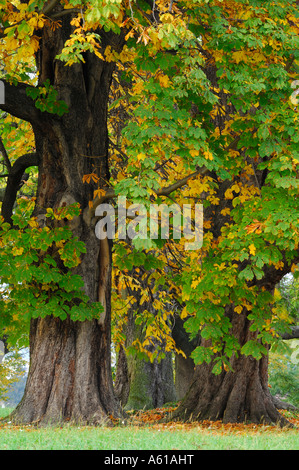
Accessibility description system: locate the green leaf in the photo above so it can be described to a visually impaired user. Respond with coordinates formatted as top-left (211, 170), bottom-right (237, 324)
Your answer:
top-left (241, 340), bottom-right (268, 360)
top-left (212, 360), bottom-right (223, 375)
top-left (191, 345), bottom-right (214, 365)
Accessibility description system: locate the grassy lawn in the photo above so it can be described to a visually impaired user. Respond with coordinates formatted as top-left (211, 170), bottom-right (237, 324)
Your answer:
top-left (0, 407), bottom-right (298, 450)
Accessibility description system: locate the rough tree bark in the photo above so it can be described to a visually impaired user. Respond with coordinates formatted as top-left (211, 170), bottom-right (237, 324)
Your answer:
top-left (172, 304), bottom-right (292, 426)
top-left (1, 12), bottom-right (124, 425)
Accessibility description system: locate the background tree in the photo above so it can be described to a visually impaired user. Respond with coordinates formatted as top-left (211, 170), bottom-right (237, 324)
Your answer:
top-left (0, 349), bottom-right (26, 405)
top-left (112, 249), bottom-right (180, 410)
top-left (276, 275), bottom-right (299, 340)
top-left (268, 275), bottom-right (299, 410)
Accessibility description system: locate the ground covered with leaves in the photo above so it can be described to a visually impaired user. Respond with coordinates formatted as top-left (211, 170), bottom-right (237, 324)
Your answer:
top-left (0, 406), bottom-right (298, 450)
top-left (126, 404), bottom-right (299, 430)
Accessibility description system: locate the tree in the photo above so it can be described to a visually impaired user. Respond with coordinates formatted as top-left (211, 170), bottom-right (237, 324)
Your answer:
top-left (275, 275), bottom-right (299, 340)
top-left (0, 0), bottom-right (126, 424)
top-left (0, 349), bottom-right (27, 404)
top-left (107, 0), bottom-right (299, 426)
top-left (172, 314), bottom-right (197, 401)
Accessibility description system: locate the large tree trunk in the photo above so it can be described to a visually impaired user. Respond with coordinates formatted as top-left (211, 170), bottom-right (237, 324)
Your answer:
top-left (13, 315), bottom-right (118, 425)
top-left (9, 15), bottom-right (124, 425)
top-left (172, 305), bottom-right (290, 426)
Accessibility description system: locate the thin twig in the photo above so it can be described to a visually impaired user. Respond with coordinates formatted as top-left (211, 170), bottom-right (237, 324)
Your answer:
top-left (0, 136), bottom-right (11, 171)
top-left (50, 8), bottom-right (81, 19)
top-left (152, 0), bottom-right (158, 23)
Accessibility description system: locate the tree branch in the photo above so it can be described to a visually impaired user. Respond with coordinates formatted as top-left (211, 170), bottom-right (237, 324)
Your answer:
top-left (1, 152), bottom-right (39, 224)
top-left (42, 0), bottom-right (61, 16)
top-left (0, 80), bottom-right (41, 125)
top-left (156, 168), bottom-right (208, 197)
top-left (89, 166), bottom-right (209, 217)
top-left (0, 135), bottom-right (12, 171)
top-left (280, 326), bottom-right (299, 340)
top-left (50, 8), bottom-right (80, 19)
top-left (0, 335), bottom-right (9, 355)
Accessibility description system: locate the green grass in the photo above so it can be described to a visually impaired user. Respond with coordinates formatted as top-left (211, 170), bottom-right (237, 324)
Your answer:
top-left (0, 408), bottom-right (298, 450)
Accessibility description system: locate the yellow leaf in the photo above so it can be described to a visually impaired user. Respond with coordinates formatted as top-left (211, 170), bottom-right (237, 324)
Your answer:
top-left (157, 74), bottom-right (170, 88)
top-left (245, 220), bottom-right (263, 234)
top-left (191, 279), bottom-right (200, 289)
top-left (231, 183), bottom-right (240, 193)
top-left (30, 35), bottom-right (40, 52)
top-left (273, 288), bottom-right (282, 301)
top-left (214, 262), bottom-right (226, 271)
top-left (83, 173), bottom-right (99, 184)
top-left (207, 195), bottom-right (220, 205)
top-left (232, 50), bottom-right (246, 64)
top-left (203, 150), bottom-right (213, 160)
top-left (125, 29), bottom-right (135, 41)
top-left (28, 218), bottom-right (38, 228)
top-left (82, 174), bottom-right (91, 183)
top-left (249, 244), bottom-right (256, 256)
top-left (136, 153), bottom-right (146, 162)
top-left (181, 306), bottom-right (189, 319)
top-left (234, 305), bottom-right (243, 314)
top-left (221, 207), bottom-right (231, 216)
top-left (224, 188), bottom-right (233, 199)
top-left (12, 246), bottom-right (24, 256)
top-left (189, 149), bottom-right (199, 157)
top-left (94, 188), bottom-right (106, 199)
top-left (94, 49), bottom-right (104, 61)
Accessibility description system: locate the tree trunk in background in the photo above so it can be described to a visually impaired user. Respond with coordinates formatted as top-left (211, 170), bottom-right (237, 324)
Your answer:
top-left (125, 350), bottom-right (175, 411)
top-left (114, 302), bottom-right (176, 410)
top-left (172, 304), bottom-right (290, 426)
top-left (10, 16), bottom-right (124, 425)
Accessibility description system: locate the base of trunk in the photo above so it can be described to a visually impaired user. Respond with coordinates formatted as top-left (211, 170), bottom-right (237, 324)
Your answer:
top-left (10, 316), bottom-right (120, 426)
top-left (171, 353), bottom-right (291, 427)
top-left (170, 307), bottom-right (292, 427)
